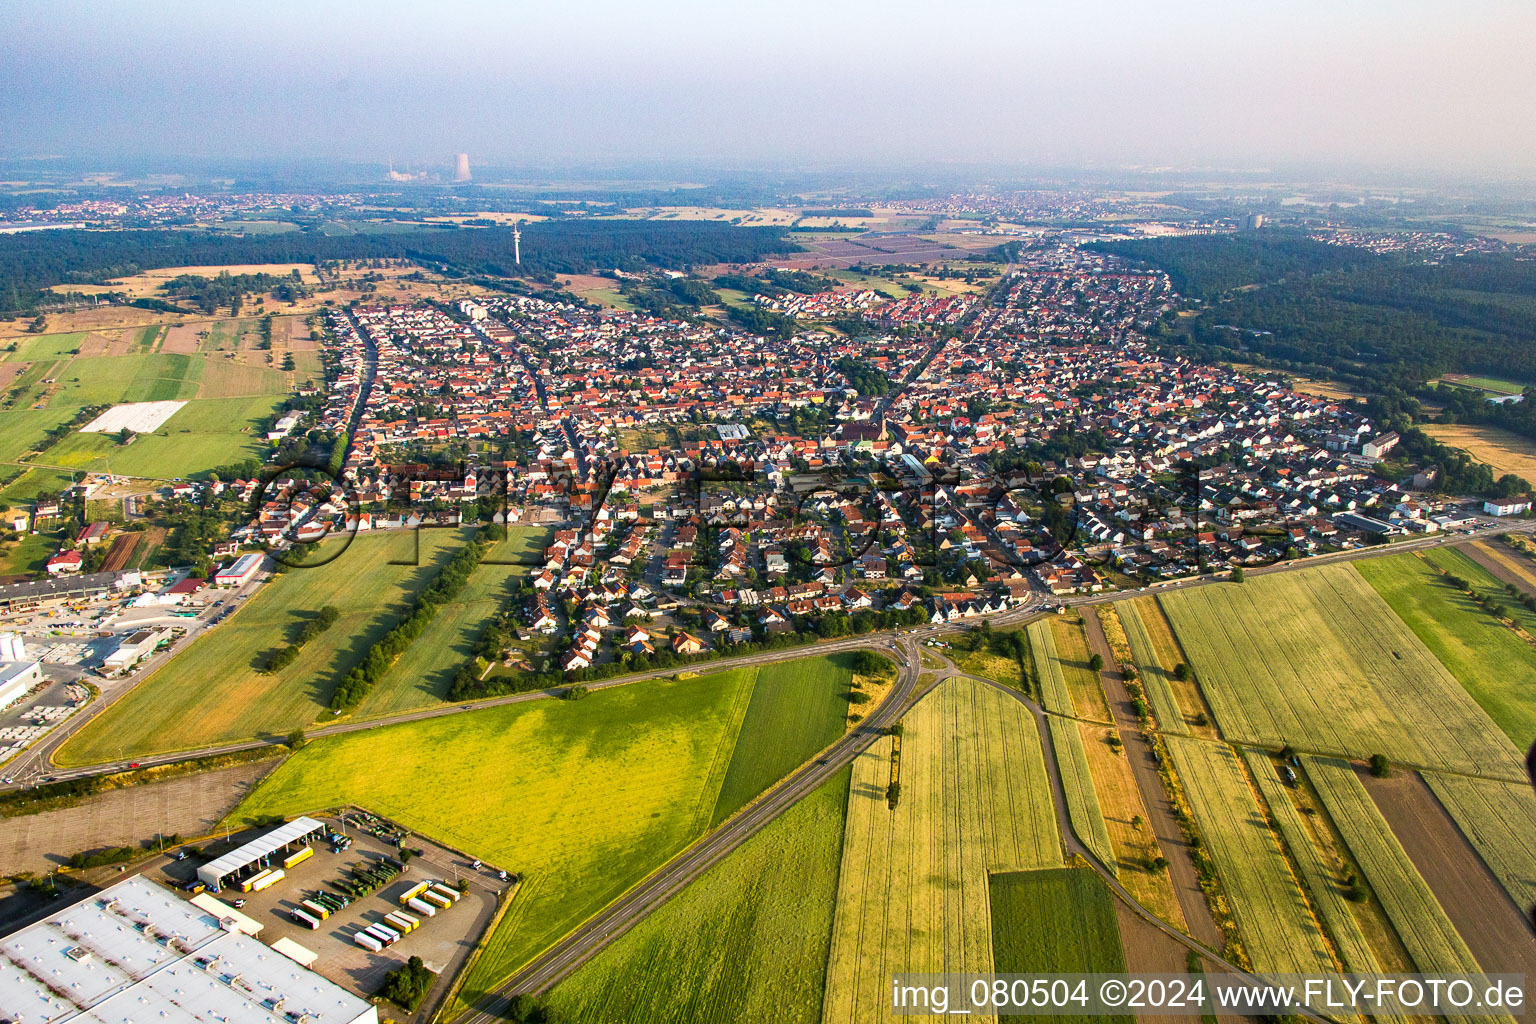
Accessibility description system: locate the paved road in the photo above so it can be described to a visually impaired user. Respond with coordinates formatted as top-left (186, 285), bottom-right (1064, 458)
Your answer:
top-left (1, 570), bottom-right (268, 784)
top-left (12, 521), bottom-right (1531, 791)
top-left (454, 636), bottom-right (931, 1023)
top-left (9, 632), bottom-right (926, 787)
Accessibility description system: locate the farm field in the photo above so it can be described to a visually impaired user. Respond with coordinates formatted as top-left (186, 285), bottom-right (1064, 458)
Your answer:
top-left (546, 767), bottom-right (850, 1024)
top-left (352, 558), bottom-right (523, 719)
top-left (2, 331), bottom-right (89, 362)
top-left (231, 665), bottom-right (766, 1016)
top-left (1049, 616), bottom-right (1112, 720)
top-left (709, 654), bottom-right (856, 826)
top-left (1241, 749), bottom-right (1400, 979)
top-left (0, 406), bottom-right (81, 463)
top-left (1162, 736), bottom-right (1335, 976)
top-left (1422, 423), bottom-right (1536, 482)
top-left (1303, 757), bottom-right (1486, 979)
top-left (1356, 552), bottom-right (1536, 755)
top-left (1116, 599), bottom-right (1188, 735)
top-left (1420, 771), bottom-right (1536, 916)
top-left (55, 530), bottom-right (464, 765)
top-left (821, 678), bottom-right (1062, 1024)
top-left (1046, 715), bottom-right (1116, 872)
top-left (989, 868), bottom-right (1132, 1024)
top-left (35, 394), bottom-right (285, 478)
top-left (1161, 567), bottom-right (1523, 776)
top-left (1027, 620), bottom-right (1074, 716)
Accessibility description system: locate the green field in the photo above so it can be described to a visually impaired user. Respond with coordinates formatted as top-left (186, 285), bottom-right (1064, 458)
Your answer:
top-left (1117, 599), bottom-right (1188, 733)
top-left (56, 530), bottom-right (462, 765)
top-left (709, 654), bottom-right (855, 825)
top-left (38, 395), bottom-right (286, 478)
top-left (1304, 757), bottom-right (1486, 978)
top-left (821, 678), bottom-right (1062, 1024)
top-left (2, 331), bottom-right (88, 362)
top-left (0, 528), bottom-right (61, 577)
top-left (1242, 749), bottom-right (1391, 978)
top-left (3, 332), bottom-right (311, 481)
top-left (1047, 715), bottom-right (1116, 873)
top-left (0, 407), bottom-right (81, 463)
top-left (232, 664), bottom-right (778, 1016)
top-left (1160, 567), bottom-right (1522, 776)
top-left (352, 555), bottom-right (524, 719)
top-left (1358, 550), bottom-right (1536, 753)
top-left (989, 868), bottom-right (1132, 1024)
top-left (1164, 736), bottom-right (1335, 975)
top-left (546, 767), bottom-right (851, 1024)
top-left (1422, 771), bottom-right (1536, 915)
top-left (1028, 619), bottom-right (1075, 715)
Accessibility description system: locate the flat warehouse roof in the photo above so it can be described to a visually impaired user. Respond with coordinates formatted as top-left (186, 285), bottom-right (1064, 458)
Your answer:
top-left (197, 816), bottom-right (327, 887)
top-left (0, 876), bottom-right (375, 1024)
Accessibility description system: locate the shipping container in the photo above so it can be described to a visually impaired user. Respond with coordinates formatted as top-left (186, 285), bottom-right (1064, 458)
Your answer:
top-left (354, 931), bottom-right (384, 952)
top-left (420, 890), bottom-right (451, 909)
top-left (385, 911), bottom-right (417, 934)
top-left (406, 897), bottom-right (438, 918)
top-left (283, 846), bottom-right (314, 869)
top-left (239, 869), bottom-right (272, 893)
top-left (290, 908), bottom-right (321, 930)
top-left (300, 899), bottom-right (330, 921)
top-left (398, 881), bottom-right (431, 905)
top-left (428, 884), bottom-right (461, 905)
top-left (366, 924), bottom-right (399, 946)
top-left (250, 868), bottom-right (285, 892)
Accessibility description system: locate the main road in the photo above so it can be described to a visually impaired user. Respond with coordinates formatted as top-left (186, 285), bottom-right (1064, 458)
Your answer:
top-left (454, 635), bottom-right (929, 1024)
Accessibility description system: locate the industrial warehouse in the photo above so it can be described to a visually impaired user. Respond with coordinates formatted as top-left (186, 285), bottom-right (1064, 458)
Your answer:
top-left (197, 815), bottom-right (328, 891)
top-left (0, 875), bottom-right (376, 1024)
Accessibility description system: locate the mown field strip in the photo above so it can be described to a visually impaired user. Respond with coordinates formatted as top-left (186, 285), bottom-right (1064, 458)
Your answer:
top-left (821, 678), bottom-right (1062, 1024)
top-left (1163, 736), bottom-right (1336, 975)
top-left (1241, 750), bottom-right (1396, 988)
top-left (1161, 567), bottom-right (1522, 776)
top-left (1116, 599), bottom-right (1187, 734)
top-left (1028, 619), bottom-right (1076, 716)
top-left (1303, 757), bottom-right (1490, 987)
top-left (1047, 715), bottom-right (1116, 873)
top-left (1421, 770), bottom-right (1536, 917)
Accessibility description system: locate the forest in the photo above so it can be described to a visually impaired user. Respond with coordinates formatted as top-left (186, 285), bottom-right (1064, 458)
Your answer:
top-left (0, 220), bottom-right (799, 312)
top-left (1099, 233), bottom-right (1536, 389)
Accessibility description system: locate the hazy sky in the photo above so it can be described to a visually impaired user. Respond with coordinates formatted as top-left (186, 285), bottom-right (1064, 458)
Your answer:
top-left (8, 0), bottom-right (1535, 175)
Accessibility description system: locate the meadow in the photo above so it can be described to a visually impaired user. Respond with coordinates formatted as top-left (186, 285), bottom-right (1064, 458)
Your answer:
top-left (1049, 617), bottom-right (1113, 720)
top-left (1160, 567), bottom-right (1523, 776)
top-left (709, 654), bottom-right (857, 826)
top-left (1163, 736), bottom-right (1336, 975)
top-left (1356, 552), bottom-right (1536, 755)
top-left (821, 678), bottom-right (1062, 1024)
top-left (546, 768), bottom-right (851, 1024)
top-left (1304, 757), bottom-right (1486, 978)
top-left (352, 558), bottom-right (523, 719)
top-left (56, 530), bottom-right (463, 764)
top-left (1046, 715), bottom-right (1116, 873)
top-left (1421, 771), bottom-right (1536, 915)
top-left (1241, 749), bottom-right (1397, 979)
top-left (989, 868), bottom-right (1131, 1024)
top-left (231, 666), bottom-right (762, 1016)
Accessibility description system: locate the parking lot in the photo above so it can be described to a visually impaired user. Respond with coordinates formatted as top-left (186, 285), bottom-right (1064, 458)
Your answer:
top-left (148, 812), bottom-right (504, 1013)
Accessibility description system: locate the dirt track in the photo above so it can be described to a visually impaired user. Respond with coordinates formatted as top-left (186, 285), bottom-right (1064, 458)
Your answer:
top-left (1362, 768), bottom-right (1536, 977)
